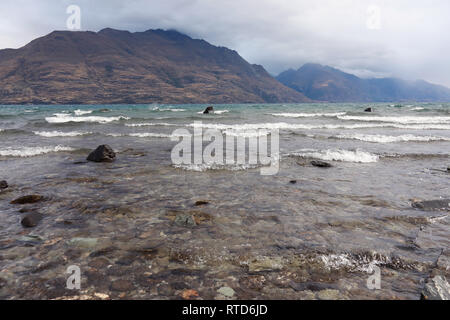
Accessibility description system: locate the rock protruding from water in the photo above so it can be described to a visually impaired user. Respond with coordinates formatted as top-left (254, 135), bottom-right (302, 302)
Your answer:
top-left (364, 107), bottom-right (373, 112)
top-left (412, 199), bottom-right (450, 211)
top-left (421, 276), bottom-right (450, 300)
top-left (0, 180), bottom-right (8, 189)
top-left (11, 195), bottom-right (44, 204)
top-left (21, 212), bottom-right (43, 228)
top-left (203, 106), bottom-right (214, 114)
top-left (87, 145), bottom-right (116, 162)
top-left (311, 160), bottom-right (333, 168)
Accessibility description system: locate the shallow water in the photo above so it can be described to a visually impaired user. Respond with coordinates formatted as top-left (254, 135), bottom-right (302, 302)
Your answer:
top-left (0, 103), bottom-right (449, 299)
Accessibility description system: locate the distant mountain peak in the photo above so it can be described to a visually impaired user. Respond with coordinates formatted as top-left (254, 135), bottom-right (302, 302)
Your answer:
top-left (277, 64), bottom-right (450, 102)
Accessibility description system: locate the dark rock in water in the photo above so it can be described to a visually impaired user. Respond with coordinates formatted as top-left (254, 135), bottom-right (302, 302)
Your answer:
top-left (289, 180), bottom-right (297, 184)
top-left (290, 281), bottom-right (338, 292)
top-left (21, 212), bottom-right (43, 228)
top-left (311, 160), bottom-right (333, 168)
top-left (110, 279), bottom-right (134, 292)
top-left (203, 106), bottom-right (214, 114)
top-left (87, 145), bottom-right (116, 162)
top-left (364, 107), bottom-right (373, 112)
top-left (11, 195), bottom-right (44, 204)
top-left (447, 167), bottom-right (450, 172)
top-left (174, 213), bottom-right (197, 227)
top-left (0, 180), bottom-right (8, 189)
top-left (194, 200), bottom-right (209, 206)
top-left (98, 108), bottom-right (110, 112)
top-left (73, 161), bottom-right (88, 165)
top-left (412, 199), bottom-right (450, 211)
top-left (421, 276), bottom-right (450, 300)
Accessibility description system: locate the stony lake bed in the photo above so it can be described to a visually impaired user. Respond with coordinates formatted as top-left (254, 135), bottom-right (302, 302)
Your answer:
top-left (0, 103), bottom-right (449, 300)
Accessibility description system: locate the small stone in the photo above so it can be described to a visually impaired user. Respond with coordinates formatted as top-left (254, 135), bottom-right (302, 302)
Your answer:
top-left (217, 286), bottom-right (235, 298)
top-left (174, 213), bottom-right (197, 227)
top-left (0, 180), bottom-right (8, 189)
top-left (87, 145), bottom-right (116, 162)
top-left (67, 237), bottom-right (98, 248)
top-left (194, 200), bottom-right (209, 206)
top-left (311, 160), bottom-right (333, 168)
top-left (289, 180), bottom-right (297, 184)
top-left (317, 289), bottom-right (342, 300)
top-left (88, 257), bottom-right (110, 269)
top-left (11, 195), bottom-right (44, 204)
top-left (110, 279), bottom-right (134, 292)
top-left (248, 257), bottom-right (283, 273)
top-left (93, 292), bottom-right (109, 300)
top-left (21, 212), bottom-right (43, 228)
top-left (421, 276), bottom-right (450, 300)
top-left (181, 289), bottom-right (199, 300)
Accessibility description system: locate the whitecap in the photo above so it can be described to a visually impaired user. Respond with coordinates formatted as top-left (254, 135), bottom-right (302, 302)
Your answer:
top-left (337, 115), bottom-right (450, 124)
top-left (33, 131), bottom-right (92, 137)
top-left (45, 114), bottom-right (129, 124)
top-left (289, 148), bottom-right (379, 163)
top-left (0, 145), bottom-right (74, 157)
top-left (74, 109), bottom-right (93, 116)
top-left (334, 133), bottom-right (450, 143)
top-left (270, 112), bottom-right (346, 118)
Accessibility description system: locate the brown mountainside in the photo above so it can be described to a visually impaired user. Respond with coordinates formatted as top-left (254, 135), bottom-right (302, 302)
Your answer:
top-left (0, 28), bottom-right (309, 104)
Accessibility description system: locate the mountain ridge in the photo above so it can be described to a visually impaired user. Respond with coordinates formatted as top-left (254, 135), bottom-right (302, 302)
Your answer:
top-left (276, 63), bottom-right (450, 102)
top-left (0, 28), bottom-right (309, 104)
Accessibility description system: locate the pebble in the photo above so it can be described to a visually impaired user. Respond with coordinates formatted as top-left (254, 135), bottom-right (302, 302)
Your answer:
top-left (217, 286), bottom-right (235, 297)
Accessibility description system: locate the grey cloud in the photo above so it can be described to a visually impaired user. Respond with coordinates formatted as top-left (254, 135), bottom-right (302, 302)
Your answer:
top-left (0, 0), bottom-right (449, 86)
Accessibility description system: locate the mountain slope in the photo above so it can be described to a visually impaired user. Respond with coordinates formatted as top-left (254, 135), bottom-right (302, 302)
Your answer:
top-left (277, 63), bottom-right (450, 102)
top-left (0, 28), bottom-right (309, 104)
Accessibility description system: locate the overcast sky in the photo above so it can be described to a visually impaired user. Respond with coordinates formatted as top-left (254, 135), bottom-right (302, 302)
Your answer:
top-left (1, 0), bottom-right (449, 87)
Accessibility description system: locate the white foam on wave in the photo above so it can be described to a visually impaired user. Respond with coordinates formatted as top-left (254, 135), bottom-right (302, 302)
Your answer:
top-left (0, 145), bottom-right (74, 157)
top-left (151, 106), bottom-right (186, 112)
top-left (33, 131), bottom-right (92, 137)
top-left (289, 148), bottom-right (379, 163)
top-left (270, 112), bottom-right (346, 118)
top-left (46, 114), bottom-right (129, 124)
top-left (188, 122), bottom-right (450, 131)
top-left (334, 133), bottom-right (450, 143)
top-left (73, 109), bottom-right (93, 116)
top-left (174, 163), bottom-right (260, 172)
top-left (337, 115), bottom-right (450, 124)
top-left (213, 110), bottom-right (229, 114)
top-left (125, 122), bottom-right (179, 127)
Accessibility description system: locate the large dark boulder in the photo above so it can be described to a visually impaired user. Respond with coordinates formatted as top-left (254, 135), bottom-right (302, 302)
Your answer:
top-left (203, 106), bottom-right (214, 114)
top-left (364, 107), bottom-right (373, 112)
top-left (87, 145), bottom-right (116, 162)
top-left (21, 213), bottom-right (43, 228)
top-left (0, 180), bottom-right (8, 189)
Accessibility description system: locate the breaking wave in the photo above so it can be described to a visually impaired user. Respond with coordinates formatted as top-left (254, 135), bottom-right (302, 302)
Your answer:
top-left (333, 133), bottom-right (450, 143)
top-left (46, 114), bottom-right (129, 124)
top-left (0, 146), bottom-right (74, 157)
top-left (33, 131), bottom-right (92, 137)
top-left (289, 149), bottom-right (379, 163)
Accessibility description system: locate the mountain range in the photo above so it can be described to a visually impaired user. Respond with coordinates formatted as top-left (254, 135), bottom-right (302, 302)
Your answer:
top-left (0, 28), bottom-right (308, 104)
top-left (276, 63), bottom-right (450, 102)
top-left (0, 28), bottom-right (449, 104)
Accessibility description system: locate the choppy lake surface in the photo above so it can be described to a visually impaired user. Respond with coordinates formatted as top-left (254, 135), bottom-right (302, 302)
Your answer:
top-left (0, 103), bottom-right (449, 300)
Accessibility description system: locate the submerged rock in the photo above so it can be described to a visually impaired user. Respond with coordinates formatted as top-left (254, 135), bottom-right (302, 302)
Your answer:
top-left (194, 200), bottom-right (209, 206)
top-left (217, 286), bottom-right (235, 297)
top-left (412, 199), bottom-right (450, 211)
top-left (203, 106), bottom-right (214, 114)
top-left (67, 237), bottom-right (98, 248)
top-left (11, 195), bottom-right (44, 204)
top-left (364, 107), bottom-right (373, 112)
top-left (248, 257), bottom-right (283, 273)
top-left (21, 212), bottom-right (43, 228)
top-left (311, 160), bottom-right (333, 168)
top-left (174, 213), bottom-right (197, 227)
top-left (0, 180), bottom-right (8, 189)
top-left (110, 279), bottom-right (134, 292)
top-left (289, 180), bottom-right (297, 184)
top-left (87, 145), bottom-right (116, 162)
top-left (421, 276), bottom-right (450, 300)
